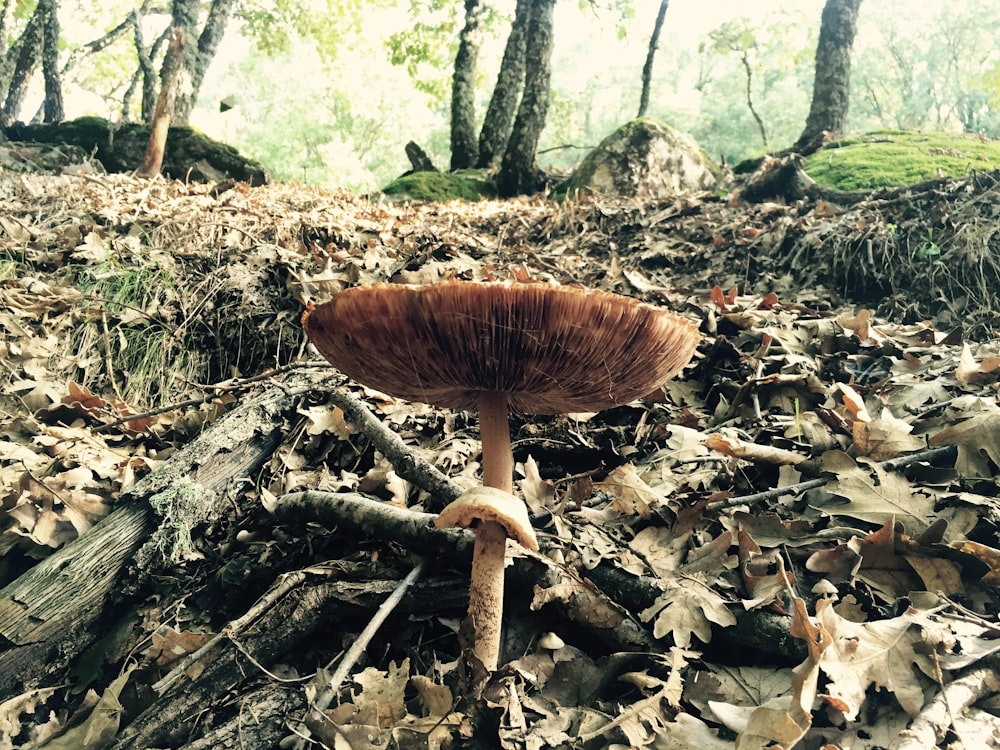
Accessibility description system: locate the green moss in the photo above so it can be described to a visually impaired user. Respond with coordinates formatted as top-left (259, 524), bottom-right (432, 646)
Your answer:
top-left (381, 170), bottom-right (495, 202)
top-left (803, 130), bottom-right (1000, 191)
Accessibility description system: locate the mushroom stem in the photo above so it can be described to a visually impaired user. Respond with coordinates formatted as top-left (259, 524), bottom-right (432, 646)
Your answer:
top-left (478, 391), bottom-right (513, 493)
top-left (466, 391), bottom-right (513, 671)
top-left (467, 519), bottom-right (508, 671)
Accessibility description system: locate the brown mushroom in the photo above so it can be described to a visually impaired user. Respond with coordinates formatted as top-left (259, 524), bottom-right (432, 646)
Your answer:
top-left (302, 280), bottom-right (699, 670)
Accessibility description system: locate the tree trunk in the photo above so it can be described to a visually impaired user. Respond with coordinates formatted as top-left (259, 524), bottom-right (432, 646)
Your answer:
top-left (637, 0), bottom-right (669, 118)
top-left (39, 0), bottom-right (62, 123)
top-left (450, 0), bottom-right (485, 170)
top-left (127, 7), bottom-right (161, 123)
top-left (140, 28), bottom-right (184, 177)
top-left (166, 0), bottom-right (235, 126)
top-left (0, 0), bottom-right (17, 99)
top-left (497, 0), bottom-right (556, 197)
top-left (1, 4), bottom-right (43, 127)
top-left (795, 0), bottom-right (863, 152)
top-left (476, 0), bottom-right (529, 169)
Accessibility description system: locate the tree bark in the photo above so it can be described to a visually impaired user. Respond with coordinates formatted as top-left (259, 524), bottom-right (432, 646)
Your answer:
top-left (637, 0), bottom-right (669, 117)
top-left (450, 0), bottom-right (485, 170)
top-left (497, 0), bottom-right (556, 197)
top-left (1, 3), bottom-right (43, 127)
top-left (0, 384), bottom-right (298, 698)
top-left (126, 5), bottom-right (161, 122)
top-left (166, 0), bottom-right (235, 126)
top-left (39, 0), bottom-right (62, 123)
top-left (476, 0), bottom-right (529, 168)
top-left (795, 0), bottom-right (863, 152)
top-left (140, 28), bottom-right (184, 177)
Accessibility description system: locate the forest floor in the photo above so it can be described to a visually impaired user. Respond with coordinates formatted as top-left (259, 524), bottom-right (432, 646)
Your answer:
top-left (2, 166), bottom-right (1000, 749)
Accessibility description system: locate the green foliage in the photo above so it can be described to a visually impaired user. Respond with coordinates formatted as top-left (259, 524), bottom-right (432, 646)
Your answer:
top-left (381, 170), bottom-right (495, 202)
top-left (851, 0), bottom-right (1000, 137)
top-left (74, 255), bottom-right (199, 407)
top-left (680, 9), bottom-right (815, 163)
top-left (385, 2), bottom-right (457, 103)
top-left (803, 130), bottom-right (1000, 191)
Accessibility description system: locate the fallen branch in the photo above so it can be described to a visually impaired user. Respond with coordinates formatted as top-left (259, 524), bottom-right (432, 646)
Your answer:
top-left (323, 386), bottom-right (463, 504)
top-left (889, 655), bottom-right (1000, 750)
top-left (0, 379), bottom-right (305, 697)
top-left (706, 445), bottom-right (957, 512)
top-left (113, 564), bottom-right (466, 750)
top-left (274, 490), bottom-right (656, 653)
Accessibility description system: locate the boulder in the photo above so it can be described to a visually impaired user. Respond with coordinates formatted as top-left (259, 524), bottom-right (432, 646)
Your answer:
top-left (557, 117), bottom-right (718, 199)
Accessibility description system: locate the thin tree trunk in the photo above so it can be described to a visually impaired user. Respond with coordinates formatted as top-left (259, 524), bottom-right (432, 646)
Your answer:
top-left (0, 0), bottom-right (15, 75)
top-left (1, 4), bottom-right (43, 127)
top-left (128, 9), bottom-right (161, 122)
top-left (450, 0), bottom-right (485, 170)
top-left (741, 50), bottom-right (767, 148)
top-left (795, 0), bottom-right (863, 151)
top-left (182, 0), bottom-right (235, 120)
top-left (40, 0), bottom-right (62, 123)
top-left (637, 0), bottom-right (669, 118)
top-left (140, 28), bottom-right (184, 177)
top-left (165, 0), bottom-right (234, 125)
top-left (497, 0), bottom-right (556, 197)
top-left (476, 0), bottom-right (529, 168)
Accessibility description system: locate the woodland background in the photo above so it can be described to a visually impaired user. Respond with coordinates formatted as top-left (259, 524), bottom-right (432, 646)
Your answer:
top-left (1, 0), bottom-right (1000, 191)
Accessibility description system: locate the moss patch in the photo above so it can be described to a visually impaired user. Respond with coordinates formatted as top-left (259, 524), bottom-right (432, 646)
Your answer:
top-left (803, 130), bottom-right (1000, 191)
top-left (381, 170), bottom-right (495, 202)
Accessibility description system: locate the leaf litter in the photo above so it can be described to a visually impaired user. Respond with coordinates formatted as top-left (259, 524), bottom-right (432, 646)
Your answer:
top-left (0, 166), bottom-right (999, 748)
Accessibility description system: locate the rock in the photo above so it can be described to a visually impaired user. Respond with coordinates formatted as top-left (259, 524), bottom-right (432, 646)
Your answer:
top-left (3, 116), bottom-right (268, 185)
top-left (556, 117), bottom-right (719, 199)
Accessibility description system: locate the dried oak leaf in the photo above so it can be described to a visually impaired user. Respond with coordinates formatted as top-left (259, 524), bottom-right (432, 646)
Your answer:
top-left (814, 451), bottom-right (936, 533)
top-left (929, 412), bottom-right (1000, 479)
top-left (639, 574), bottom-right (736, 647)
top-left (815, 600), bottom-right (935, 721)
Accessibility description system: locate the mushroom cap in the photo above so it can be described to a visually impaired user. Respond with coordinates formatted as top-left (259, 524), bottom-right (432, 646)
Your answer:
top-left (302, 280), bottom-right (699, 414)
top-left (434, 486), bottom-right (539, 551)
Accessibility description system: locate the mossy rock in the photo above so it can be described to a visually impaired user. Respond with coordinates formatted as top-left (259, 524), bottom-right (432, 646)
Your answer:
top-left (555, 117), bottom-right (720, 199)
top-left (5, 116), bottom-right (268, 185)
top-left (381, 170), bottom-right (495, 202)
top-left (802, 130), bottom-right (1000, 191)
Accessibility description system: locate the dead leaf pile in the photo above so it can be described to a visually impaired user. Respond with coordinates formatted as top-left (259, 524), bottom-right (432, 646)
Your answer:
top-left (1, 167), bottom-right (999, 749)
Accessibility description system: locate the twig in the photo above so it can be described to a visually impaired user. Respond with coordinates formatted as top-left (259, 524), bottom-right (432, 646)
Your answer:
top-left (154, 566), bottom-right (331, 695)
top-left (321, 561), bottom-right (425, 708)
top-left (323, 386), bottom-right (463, 504)
top-left (706, 444), bottom-right (958, 512)
top-left (889, 655), bottom-right (1000, 749)
top-left (275, 490), bottom-right (656, 654)
top-left (274, 491), bottom-right (474, 558)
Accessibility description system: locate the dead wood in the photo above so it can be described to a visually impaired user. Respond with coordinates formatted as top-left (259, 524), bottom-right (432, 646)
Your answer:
top-left (404, 141), bottom-right (438, 173)
top-left (275, 490), bottom-right (656, 653)
top-left (888, 655), bottom-right (1000, 750)
top-left (111, 567), bottom-right (467, 749)
top-left (0, 380), bottom-right (303, 698)
top-left (171, 683), bottom-right (302, 750)
top-left (139, 28), bottom-right (184, 178)
top-left (738, 153), bottom-right (869, 205)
